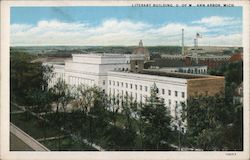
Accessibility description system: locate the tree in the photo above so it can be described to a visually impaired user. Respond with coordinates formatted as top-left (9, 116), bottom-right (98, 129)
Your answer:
top-left (104, 93), bottom-right (138, 150)
top-left (50, 78), bottom-right (72, 150)
top-left (119, 95), bottom-right (137, 149)
top-left (88, 87), bottom-right (109, 144)
top-left (184, 94), bottom-right (243, 151)
top-left (72, 84), bottom-right (102, 146)
top-left (208, 61), bottom-right (243, 105)
top-left (139, 83), bottom-right (172, 150)
top-left (10, 52), bottom-right (51, 105)
top-left (188, 61), bottom-right (243, 151)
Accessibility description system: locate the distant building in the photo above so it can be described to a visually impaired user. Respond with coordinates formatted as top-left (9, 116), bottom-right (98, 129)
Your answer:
top-left (229, 52), bottom-right (243, 62)
top-left (155, 54), bottom-right (240, 69)
top-left (146, 65), bottom-right (207, 74)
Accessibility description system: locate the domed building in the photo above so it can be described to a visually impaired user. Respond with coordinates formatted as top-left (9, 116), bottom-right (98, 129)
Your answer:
top-left (132, 40), bottom-right (150, 61)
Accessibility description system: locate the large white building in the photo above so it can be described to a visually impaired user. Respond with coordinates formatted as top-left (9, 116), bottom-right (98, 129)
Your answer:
top-left (45, 53), bottom-right (145, 91)
top-left (45, 52), bottom-right (224, 131)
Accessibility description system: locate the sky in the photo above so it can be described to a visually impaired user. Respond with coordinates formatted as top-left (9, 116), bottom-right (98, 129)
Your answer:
top-left (10, 6), bottom-right (242, 46)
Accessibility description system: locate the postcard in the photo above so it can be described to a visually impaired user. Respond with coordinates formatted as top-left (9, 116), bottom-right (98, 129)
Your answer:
top-left (1, 0), bottom-right (249, 160)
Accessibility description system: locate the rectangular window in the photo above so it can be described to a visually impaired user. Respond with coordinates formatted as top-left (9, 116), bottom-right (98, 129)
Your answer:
top-left (121, 82), bottom-right (123, 87)
top-left (126, 83), bottom-right (128, 88)
top-left (135, 85), bottom-right (137, 90)
top-left (175, 91), bottom-right (178, 97)
top-left (103, 80), bottom-right (105, 85)
top-left (113, 81), bottom-right (115, 86)
top-left (168, 90), bottom-right (171, 96)
top-left (140, 85), bottom-right (142, 91)
top-left (182, 92), bottom-right (185, 98)
top-left (145, 86), bottom-right (148, 92)
top-left (109, 80), bottom-right (111, 85)
top-left (169, 100), bottom-right (171, 106)
top-left (130, 84), bottom-right (132, 89)
top-left (117, 81), bottom-right (119, 86)
top-left (162, 89), bottom-right (165, 95)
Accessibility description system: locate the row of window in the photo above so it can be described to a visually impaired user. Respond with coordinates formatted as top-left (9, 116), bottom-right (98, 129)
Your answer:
top-left (109, 88), bottom-right (185, 106)
top-left (49, 73), bottom-right (65, 85)
top-left (114, 68), bottom-right (129, 71)
top-left (177, 68), bottom-right (207, 74)
top-left (108, 80), bottom-right (185, 98)
top-left (109, 80), bottom-right (148, 91)
top-left (69, 76), bottom-right (94, 86)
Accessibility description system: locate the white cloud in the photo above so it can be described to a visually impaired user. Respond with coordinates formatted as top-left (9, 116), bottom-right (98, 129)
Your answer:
top-left (11, 24), bottom-right (32, 32)
top-left (11, 19), bottom-right (242, 46)
top-left (197, 33), bottom-right (242, 46)
top-left (192, 16), bottom-right (241, 27)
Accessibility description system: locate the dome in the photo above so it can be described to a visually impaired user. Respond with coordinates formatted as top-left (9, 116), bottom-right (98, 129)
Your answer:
top-left (132, 40), bottom-right (150, 60)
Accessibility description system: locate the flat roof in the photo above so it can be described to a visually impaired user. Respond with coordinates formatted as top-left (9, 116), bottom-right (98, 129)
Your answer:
top-left (140, 70), bottom-right (211, 79)
top-left (72, 53), bottom-right (129, 58)
top-left (110, 69), bottom-right (222, 80)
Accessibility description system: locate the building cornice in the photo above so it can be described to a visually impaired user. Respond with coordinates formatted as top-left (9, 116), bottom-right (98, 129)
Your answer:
top-left (107, 71), bottom-right (187, 86)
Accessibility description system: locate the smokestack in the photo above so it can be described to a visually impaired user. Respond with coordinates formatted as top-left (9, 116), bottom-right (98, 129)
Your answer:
top-left (182, 28), bottom-right (184, 56)
top-left (194, 38), bottom-right (198, 64)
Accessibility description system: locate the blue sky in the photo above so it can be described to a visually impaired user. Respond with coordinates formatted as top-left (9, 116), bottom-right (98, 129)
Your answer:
top-left (10, 6), bottom-right (242, 46)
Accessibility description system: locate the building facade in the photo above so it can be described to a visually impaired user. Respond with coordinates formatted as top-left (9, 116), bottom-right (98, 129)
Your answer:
top-left (46, 53), bottom-right (225, 131)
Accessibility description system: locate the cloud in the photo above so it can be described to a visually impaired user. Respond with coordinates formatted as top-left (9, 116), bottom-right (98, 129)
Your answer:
top-left (192, 16), bottom-right (241, 27)
top-left (11, 19), bottom-right (242, 46)
top-left (198, 33), bottom-right (242, 46)
top-left (11, 24), bottom-right (33, 34)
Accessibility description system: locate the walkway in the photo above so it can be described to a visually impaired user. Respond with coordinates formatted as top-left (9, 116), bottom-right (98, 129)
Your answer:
top-left (10, 123), bottom-right (49, 151)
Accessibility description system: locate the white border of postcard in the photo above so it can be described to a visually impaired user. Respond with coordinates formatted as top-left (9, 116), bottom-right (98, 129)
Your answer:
top-left (1, 0), bottom-right (250, 160)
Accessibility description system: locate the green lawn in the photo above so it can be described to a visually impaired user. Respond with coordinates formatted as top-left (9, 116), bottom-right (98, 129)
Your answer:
top-left (11, 111), bottom-right (98, 151)
top-left (11, 112), bottom-right (63, 139)
top-left (10, 109), bottom-right (175, 151)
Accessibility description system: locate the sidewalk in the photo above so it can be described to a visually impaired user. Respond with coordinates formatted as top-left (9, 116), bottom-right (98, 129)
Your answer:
top-left (10, 123), bottom-right (50, 151)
